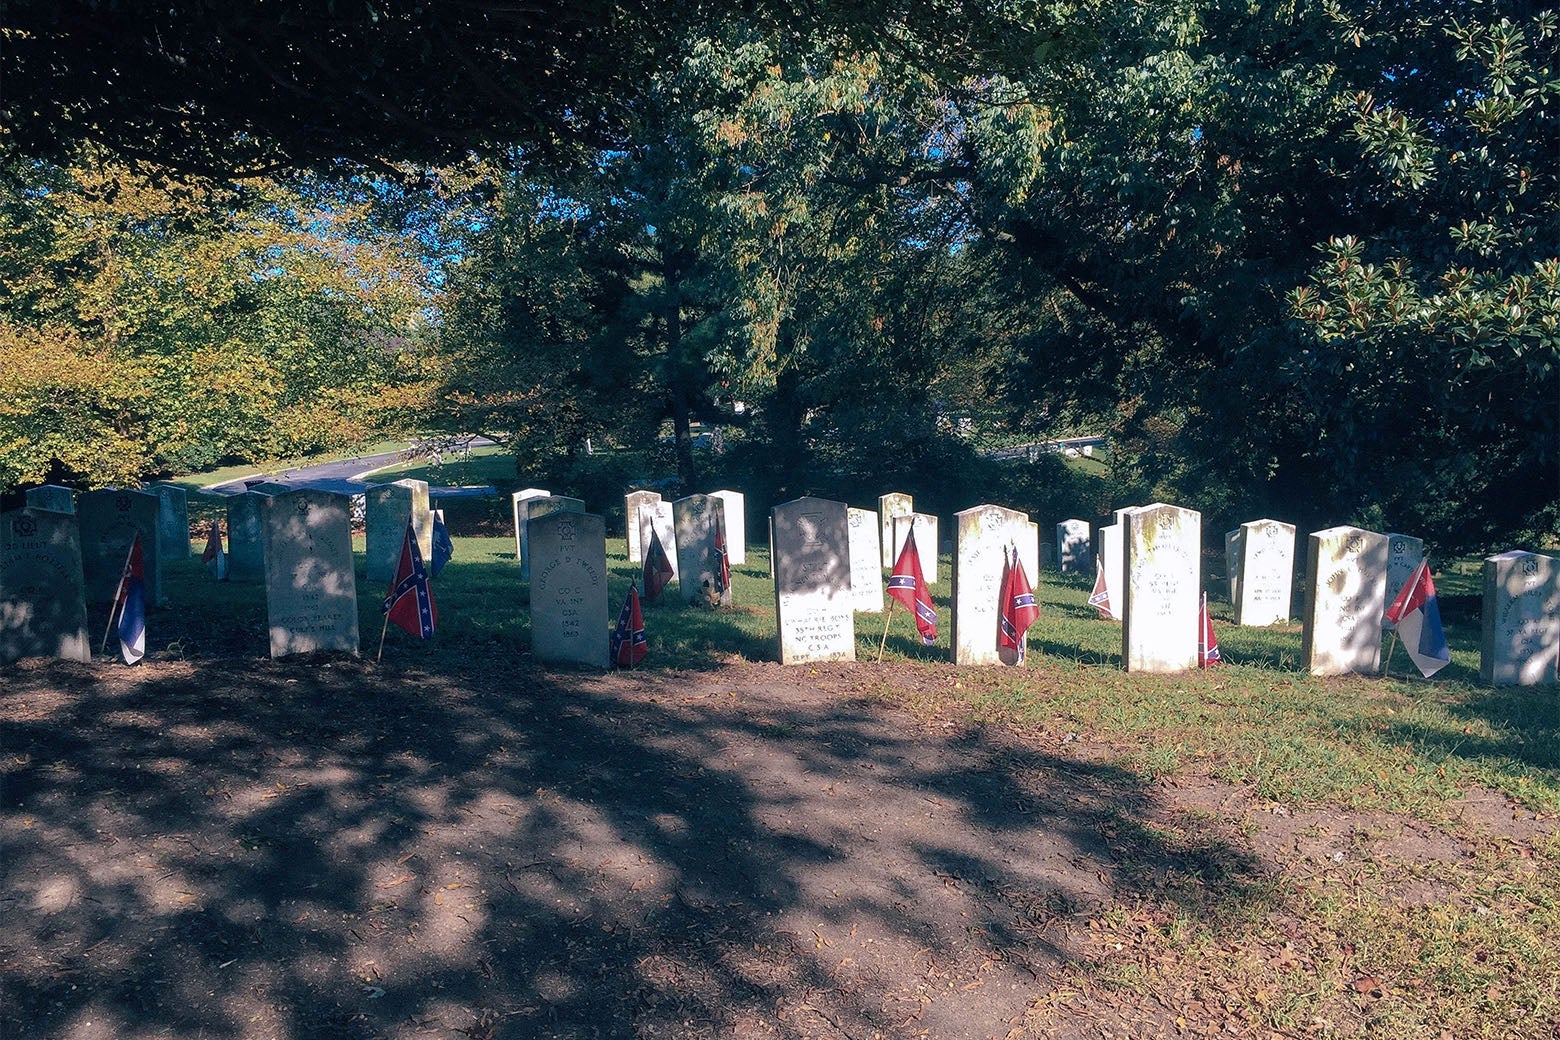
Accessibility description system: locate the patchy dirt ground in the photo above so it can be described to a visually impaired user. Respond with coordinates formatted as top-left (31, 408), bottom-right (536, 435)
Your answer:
top-left (1, 654), bottom-right (1550, 1040)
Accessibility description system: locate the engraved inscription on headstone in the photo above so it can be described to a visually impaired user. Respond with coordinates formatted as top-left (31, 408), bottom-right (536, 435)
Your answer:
top-left (711, 489), bottom-right (747, 565)
top-left (529, 511), bottom-right (609, 668)
top-left (147, 483), bottom-right (191, 559)
top-left (1235, 519), bottom-right (1295, 627)
top-left (878, 493), bottom-right (914, 568)
top-left (673, 494), bottom-right (730, 606)
top-left (1122, 503), bottom-right (1201, 673)
top-left (952, 504), bottom-right (1035, 666)
top-left (637, 500), bottom-right (679, 583)
top-left (773, 498), bottom-right (855, 664)
top-left (24, 485), bottom-right (75, 514)
top-left (78, 489), bottom-right (163, 606)
top-left (520, 496), bottom-right (585, 582)
top-left (1, 508), bottom-right (91, 663)
top-left (1057, 518), bottom-right (1092, 575)
top-left (891, 513), bottom-right (939, 583)
top-left (262, 489), bottom-right (360, 658)
top-left (365, 479), bottom-right (432, 583)
top-left (1480, 551), bottom-right (1559, 686)
top-left (226, 491), bottom-right (270, 583)
top-left (624, 490), bottom-right (662, 563)
top-left (1302, 525), bottom-right (1389, 676)
top-left (846, 507), bottom-right (884, 614)
top-left (1382, 534), bottom-right (1425, 632)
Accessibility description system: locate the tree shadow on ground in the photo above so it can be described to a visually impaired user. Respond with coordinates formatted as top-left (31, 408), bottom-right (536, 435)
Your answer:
top-left (0, 653), bottom-right (1271, 1040)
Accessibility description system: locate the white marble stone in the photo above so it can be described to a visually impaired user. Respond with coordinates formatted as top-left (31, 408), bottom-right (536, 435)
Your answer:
top-left (847, 507), bottom-right (884, 613)
top-left (520, 496), bottom-right (585, 582)
top-left (878, 492), bottom-right (913, 567)
top-left (365, 479), bottom-right (432, 584)
top-left (511, 488), bottom-right (552, 560)
top-left (772, 498), bottom-right (855, 664)
top-left (262, 489), bottom-right (359, 658)
top-left (528, 511), bottom-right (609, 669)
top-left (952, 504), bottom-right (1035, 666)
top-left (1097, 522), bottom-right (1123, 620)
top-left (226, 491), bottom-right (270, 583)
top-left (1235, 519), bottom-right (1295, 627)
top-left (1481, 551), bottom-right (1559, 686)
top-left (636, 501), bottom-right (678, 583)
top-left (1224, 528), bottom-right (1242, 604)
top-left (147, 483), bottom-right (191, 559)
top-left (673, 494), bottom-right (731, 607)
top-left (1383, 534), bottom-right (1425, 631)
top-left (24, 485), bottom-right (75, 514)
top-left (78, 489), bottom-right (163, 606)
top-left (891, 513), bottom-right (939, 583)
top-left (624, 490), bottom-right (662, 563)
top-left (1, 508), bottom-right (90, 663)
top-left (1057, 518), bottom-right (1092, 574)
top-left (710, 489), bottom-right (747, 565)
top-left (1302, 525), bottom-right (1388, 676)
top-left (1122, 503), bottom-right (1201, 673)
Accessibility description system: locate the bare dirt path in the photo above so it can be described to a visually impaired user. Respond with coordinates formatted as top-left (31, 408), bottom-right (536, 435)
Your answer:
top-left (3, 653), bottom-right (1497, 1040)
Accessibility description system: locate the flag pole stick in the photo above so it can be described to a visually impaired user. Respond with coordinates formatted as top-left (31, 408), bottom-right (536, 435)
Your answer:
top-left (876, 601), bottom-right (896, 663)
top-left (99, 538), bottom-right (138, 654)
top-left (376, 614), bottom-right (390, 664)
top-left (1382, 630), bottom-right (1399, 678)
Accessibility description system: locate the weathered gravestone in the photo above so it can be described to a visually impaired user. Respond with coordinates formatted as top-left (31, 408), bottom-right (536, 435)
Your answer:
top-left (78, 489), bottom-right (163, 606)
top-left (878, 492), bottom-right (914, 567)
top-left (1122, 503), bottom-right (1201, 673)
top-left (263, 489), bottom-right (359, 658)
top-left (711, 489), bottom-right (747, 566)
top-left (1057, 518), bottom-right (1092, 575)
top-left (1481, 551), bottom-right (1559, 686)
top-left (673, 494), bottom-right (731, 607)
top-left (772, 498), bottom-right (855, 664)
top-left (1, 508), bottom-right (91, 664)
top-left (528, 510), bottom-right (609, 669)
top-left (846, 507), bottom-right (884, 613)
top-left (636, 500), bottom-right (679, 584)
top-left (1235, 519), bottom-right (1296, 627)
top-left (952, 504), bottom-right (1038, 666)
top-left (365, 479), bottom-right (432, 583)
top-left (1224, 529), bottom-right (1243, 604)
top-left (1097, 521), bottom-right (1124, 620)
top-left (520, 496), bottom-right (585, 582)
top-left (147, 483), bottom-right (191, 559)
top-left (1302, 526), bottom-right (1388, 676)
top-left (225, 491), bottom-right (270, 583)
top-left (1383, 534), bottom-right (1425, 631)
top-left (891, 513), bottom-right (939, 583)
top-left (24, 485), bottom-right (75, 514)
top-left (624, 490), bottom-right (662, 564)
top-left (511, 488), bottom-right (552, 560)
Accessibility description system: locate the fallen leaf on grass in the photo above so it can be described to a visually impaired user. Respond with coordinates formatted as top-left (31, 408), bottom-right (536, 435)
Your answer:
top-left (1352, 976), bottom-right (1385, 999)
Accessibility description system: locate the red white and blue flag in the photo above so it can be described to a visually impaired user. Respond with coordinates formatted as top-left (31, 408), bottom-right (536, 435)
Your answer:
top-left (1198, 592), bottom-right (1221, 667)
top-left (429, 509), bottom-right (453, 577)
top-left (610, 582), bottom-right (649, 668)
top-left (888, 525), bottom-right (938, 645)
top-left (201, 520), bottom-right (227, 580)
top-left (642, 527), bottom-right (674, 602)
top-left (998, 545), bottom-right (1040, 662)
top-left (1088, 555), bottom-right (1112, 618)
top-left (382, 520), bottom-right (437, 640)
top-left (115, 534), bottom-right (147, 665)
top-left (714, 511), bottom-right (732, 596)
top-left (1384, 558), bottom-right (1451, 678)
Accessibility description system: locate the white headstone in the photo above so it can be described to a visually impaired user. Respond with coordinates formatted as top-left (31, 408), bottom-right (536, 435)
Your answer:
top-left (710, 489), bottom-right (747, 565)
top-left (528, 510), bottom-right (609, 669)
top-left (1481, 551), bottom-right (1559, 686)
top-left (1, 508), bottom-right (91, 664)
top-left (520, 495), bottom-right (585, 581)
top-left (891, 513), bottom-right (939, 583)
top-left (262, 489), bottom-right (359, 658)
top-left (226, 491), bottom-right (270, 583)
top-left (624, 490), bottom-right (662, 563)
top-left (673, 494), bottom-right (730, 607)
top-left (24, 485), bottom-right (75, 514)
top-left (1122, 503), bottom-right (1201, 673)
top-left (147, 483), bottom-right (190, 559)
top-left (365, 479), bottom-right (432, 584)
top-left (1235, 519), bottom-right (1295, 627)
top-left (636, 500), bottom-right (679, 583)
top-left (78, 489), bottom-right (163, 606)
top-left (878, 492), bottom-right (914, 567)
top-left (1224, 528), bottom-right (1242, 604)
top-left (1383, 534), bottom-right (1425, 631)
top-left (772, 498), bottom-right (855, 664)
top-left (1057, 518), bottom-right (1092, 574)
top-left (1302, 526), bottom-right (1388, 676)
top-left (511, 488), bottom-right (552, 560)
top-left (952, 504), bottom-right (1037, 666)
top-left (846, 507), bottom-right (884, 613)
top-left (1097, 522), bottom-right (1124, 620)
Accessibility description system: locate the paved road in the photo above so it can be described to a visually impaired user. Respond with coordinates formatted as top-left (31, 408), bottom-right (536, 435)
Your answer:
top-left (204, 438), bottom-right (499, 499)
